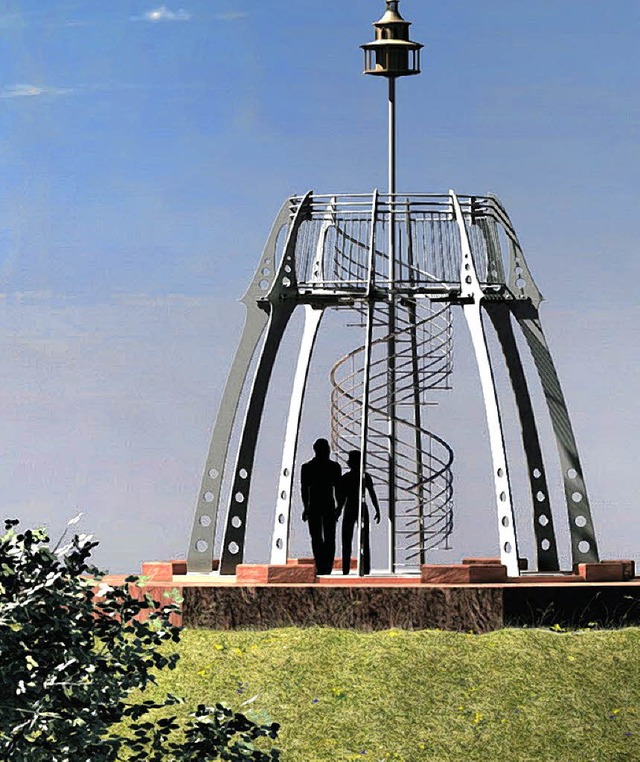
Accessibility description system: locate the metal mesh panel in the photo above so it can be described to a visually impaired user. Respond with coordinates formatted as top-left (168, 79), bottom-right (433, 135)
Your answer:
top-left (291, 193), bottom-right (515, 292)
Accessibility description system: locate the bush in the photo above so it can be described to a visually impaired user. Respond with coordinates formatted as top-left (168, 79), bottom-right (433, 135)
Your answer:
top-left (0, 519), bottom-right (280, 761)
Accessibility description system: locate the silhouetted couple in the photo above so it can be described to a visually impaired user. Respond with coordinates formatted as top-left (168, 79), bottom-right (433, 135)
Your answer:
top-left (300, 438), bottom-right (380, 575)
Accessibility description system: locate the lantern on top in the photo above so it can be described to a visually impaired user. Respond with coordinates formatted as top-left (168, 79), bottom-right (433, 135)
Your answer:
top-left (361, 0), bottom-right (423, 78)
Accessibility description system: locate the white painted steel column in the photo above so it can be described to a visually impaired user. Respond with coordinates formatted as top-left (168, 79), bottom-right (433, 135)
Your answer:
top-left (270, 305), bottom-right (324, 564)
top-left (451, 192), bottom-right (520, 577)
top-left (357, 191), bottom-right (379, 576)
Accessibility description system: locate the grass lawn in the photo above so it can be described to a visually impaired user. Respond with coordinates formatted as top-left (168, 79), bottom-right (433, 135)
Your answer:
top-left (136, 626), bottom-right (640, 761)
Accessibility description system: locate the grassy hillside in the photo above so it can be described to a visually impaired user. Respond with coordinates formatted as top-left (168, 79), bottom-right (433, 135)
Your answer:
top-left (137, 627), bottom-right (640, 761)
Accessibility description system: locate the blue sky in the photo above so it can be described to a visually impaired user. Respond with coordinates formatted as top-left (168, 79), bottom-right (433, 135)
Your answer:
top-left (0, 1), bottom-right (638, 572)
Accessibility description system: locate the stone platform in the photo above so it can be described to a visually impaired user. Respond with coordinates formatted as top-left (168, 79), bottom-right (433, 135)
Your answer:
top-left (103, 558), bottom-right (640, 633)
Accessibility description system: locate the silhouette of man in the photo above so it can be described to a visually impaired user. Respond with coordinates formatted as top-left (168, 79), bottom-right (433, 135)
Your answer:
top-left (300, 438), bottom-right (342, 575)
top-left (336, 450), bottom-right (380, 576)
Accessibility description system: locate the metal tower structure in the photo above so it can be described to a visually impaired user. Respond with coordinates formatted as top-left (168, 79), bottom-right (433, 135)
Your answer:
top-left (187, 1), bottom-right (599, 578)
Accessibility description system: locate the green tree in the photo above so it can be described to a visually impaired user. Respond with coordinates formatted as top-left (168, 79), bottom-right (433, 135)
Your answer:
top-left (0, 519), bottom-right (280, 761)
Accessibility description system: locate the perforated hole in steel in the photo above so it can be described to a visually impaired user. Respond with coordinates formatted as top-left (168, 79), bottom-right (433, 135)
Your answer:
top-left (282, 277), bottom-right (291, 287)
top-left (239, 468), bottom-right (248, 479)
top-left (280, 490), bottom-right (287, 500)
top-left (575, 515), bottom-right (587, 527)
top-left (504, 542), bottom-right (512, 554)
top-left (203, 491), bottom-right (214, 503)
top-left (541, 539), bottom-right (551, 551)
top-left (499, 491), bottom-right (506, 502)
top-left (532, 468), bottom-right (542, 479)
top-left (567, 468), bottom-right (578, 479)
top-left (235, 492), bottom-right (245, 503)
top-left (497, 468), bottom-right (504, 478)
top-left (199, 515), bottom-right (212, 527)
top-left (536, 491), bottom-right (546, 502)
top-left (578, 540), bottom-right (590, 554)
top-left (571, 492), bottom-right (583, 503)
top-left (231, 516), bottom-right (242, 529)
top-left (276, 538), bottom-right (283, 549)
top-left (283, 468), bottom-right (290, 477)
top-left (278, 513), bottom-right (286, 524)
top-left (538, 515), bottom-right (549, 526)
top-left (195, 540), bottom-right (208, 553)
top-left (501, 516), bottom-right (509, 527)
top-left (208, 468), bottom-right (219, 479)
top-left (516, 278), bottom-right (526, 289)
top-left (228, 541), bottom-right (240, 555)
top-left (259, 279), bottom-right (269, 289)
top-left (262, 268), bottom-right (270, 276)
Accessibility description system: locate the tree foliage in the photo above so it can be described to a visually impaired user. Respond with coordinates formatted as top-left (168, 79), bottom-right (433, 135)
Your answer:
top-left (0, 519), bottom-right (280, 761)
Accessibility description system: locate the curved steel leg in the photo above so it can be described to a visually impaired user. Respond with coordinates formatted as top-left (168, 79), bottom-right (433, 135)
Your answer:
top-left (219, 303), bottom-right (296, 574)
top-left (452, 191), bottom-right (520, 576)
top-left (270, 305), bottom-right (324, 564)
top-left (462, 303), bottom-right (521, 576)
top-left (187, 200), bottom-right (291, 573)
top-left (218, 193), bottom-right (312, 574)
top-left (485, 301), bottom-right (560, 571)
top-left (515, 306), bottom-right (599, 565)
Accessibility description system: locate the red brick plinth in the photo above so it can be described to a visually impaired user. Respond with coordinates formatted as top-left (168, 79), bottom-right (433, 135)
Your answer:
top-left (463, 557), bottom-right (529, 571)
top-left (142, 559), bottom-right (218, 581)
top-left (421, 564), bottom-right (508, 584)
top-left (141, 561), bottom-right (174, 582)
top-left (577, 560), bottom-right (635, 582)
top-left (236, 564), bottom-right (317, 584)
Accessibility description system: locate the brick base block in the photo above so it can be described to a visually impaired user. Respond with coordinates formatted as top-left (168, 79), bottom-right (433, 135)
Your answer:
top-left (578, 560), bottom-right (635, 582)
top-left (142, 559), bottom-right (218, 580)
top-left (463, 557), bottom-right (528, 571)
top-left (236, 564), bottom-right (317, 584)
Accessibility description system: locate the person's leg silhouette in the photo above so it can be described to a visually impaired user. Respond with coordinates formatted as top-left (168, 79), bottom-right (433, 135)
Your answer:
top-left (361, 507), bottom-right (371, 575)
top-left (307, 512), bottom-right (325, 574)
top-left (341, 512), bottom-right (356, 575)
top-left (321, 512), bottom-right (336, 574)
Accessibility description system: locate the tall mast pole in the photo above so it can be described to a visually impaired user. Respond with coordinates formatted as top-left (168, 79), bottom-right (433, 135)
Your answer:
top-left (387, 74), bottom-right (397, 573)
top-left (362, 0), bottom-right (423, 575)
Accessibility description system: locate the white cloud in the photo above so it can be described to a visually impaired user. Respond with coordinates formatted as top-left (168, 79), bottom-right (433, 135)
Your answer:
top-left (214, 11), bottom-right (248, 21)
top-left (136, 6), bottom-right (192, 23)
top-left (0, 84), bottom-right (72, 100)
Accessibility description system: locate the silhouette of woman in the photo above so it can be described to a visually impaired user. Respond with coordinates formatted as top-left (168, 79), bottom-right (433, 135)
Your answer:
top-left (336, 450), bottom-right (380, 575)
